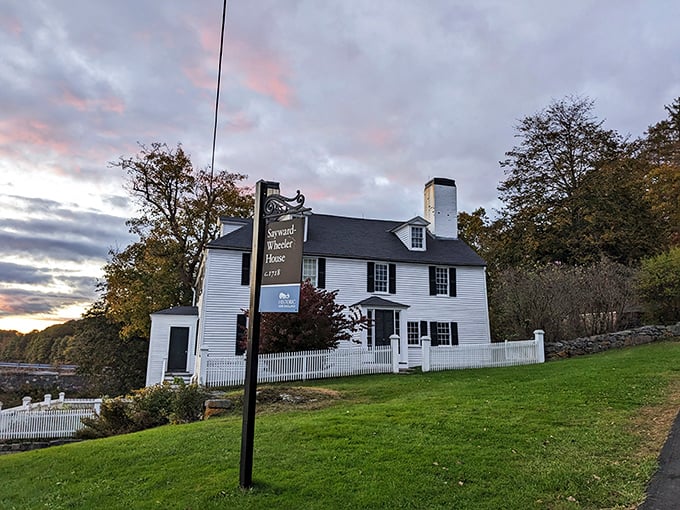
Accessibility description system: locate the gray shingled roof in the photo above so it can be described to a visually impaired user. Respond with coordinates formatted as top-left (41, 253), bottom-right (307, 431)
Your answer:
top-left (208, 214), bottom-right (486, 266)
top-left (151, 306), bottom-right (198, 316)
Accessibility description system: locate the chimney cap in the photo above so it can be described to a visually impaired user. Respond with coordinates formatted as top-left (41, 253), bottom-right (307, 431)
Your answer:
top-left (425, 177), bottom-right (456, 188)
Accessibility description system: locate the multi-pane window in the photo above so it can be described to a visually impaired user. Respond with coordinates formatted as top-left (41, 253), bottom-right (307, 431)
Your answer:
top-left (435, 267), bottom-right (449, 295)
top-left (302, 257), bottom-right (317, 286)
top-left (429, 266), bottom-right (456, 297)
top-left (437, 322), bottom-right (451, 345)
top-left (374, 263), bottom-right (388, 293)
top-left (394, 311), bottom-right (400, 337)
top-left (407, 322), bottom-right (420, 345)
top-left (411, 226), bottom-right (424, 249)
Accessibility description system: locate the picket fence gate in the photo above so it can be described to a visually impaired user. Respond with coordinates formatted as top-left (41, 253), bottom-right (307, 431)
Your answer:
top-left (0, 393), bottom-right (102, 441)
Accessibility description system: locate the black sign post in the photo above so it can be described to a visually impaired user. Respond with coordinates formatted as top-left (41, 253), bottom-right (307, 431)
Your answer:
top-left (239, 180), bottom-right (310, 489)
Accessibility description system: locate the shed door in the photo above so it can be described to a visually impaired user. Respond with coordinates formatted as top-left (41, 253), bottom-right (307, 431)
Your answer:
top-left (168, 327), bottom-right (189, 371)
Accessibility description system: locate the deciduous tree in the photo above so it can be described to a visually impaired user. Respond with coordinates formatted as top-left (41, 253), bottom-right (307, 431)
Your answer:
top-left (498, 96), bottom-right (624, 265)
top-left (640, 97), bottom-right (680, 247)
top-left (103, 143), bottom-right (253, 338)
top-left (70, 303), bottom-right (148, 396)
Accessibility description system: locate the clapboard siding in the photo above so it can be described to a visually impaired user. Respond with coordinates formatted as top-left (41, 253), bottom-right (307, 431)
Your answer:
top-left (146, 313), bottom-right (198, 386)
top-left (322, 258), bottom-right (490, 344)
top-left (198, 253), bottom-right (489, 359)
top-left (147, 240), bottom-right (490, 385)
top-left (199, 249), bottom-right (250, 357)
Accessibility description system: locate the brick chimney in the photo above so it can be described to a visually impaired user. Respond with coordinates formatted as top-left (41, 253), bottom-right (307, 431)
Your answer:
top-left (424, 178), bottom-right (457, 239)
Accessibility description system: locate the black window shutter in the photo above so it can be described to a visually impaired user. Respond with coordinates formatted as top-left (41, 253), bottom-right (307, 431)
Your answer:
top-left (430, 321), bottom-right (439, 346)
top-left (241, 253), bottom-right (250, 286)
top-left (235, 314), bottom-right (247, 355)
top-left (451, 322), bottom-right (459, 345)
top-left (317, 258), bottom-right (326, 289)
top-left (420, 321), bottom-right (428, 339)
top-left (449, 267), bottom-right (457, 297)
top-left (367, 262), bottom-right (375, 292)
top-left (388, 264), bottom-right (396, 294)
top-left (428, 266), bottom-right (436, 295)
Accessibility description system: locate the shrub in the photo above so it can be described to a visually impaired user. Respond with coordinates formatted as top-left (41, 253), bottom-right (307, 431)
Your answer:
top-left (77, 382), bottom-right (210, 438)
top-left (637, 246), bottom-right (680, 324)
top-left (243, 280), bottom-right (368, 354)
top-left (170, 383), bottom-right (211, 424)
top-left (490, 258), bottom-right (637, 342)
top-left (77, 397), bottom-right (135, 439)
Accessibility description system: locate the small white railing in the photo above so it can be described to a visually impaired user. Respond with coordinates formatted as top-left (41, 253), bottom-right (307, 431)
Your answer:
top-left (202, 343), bottom-right (396, 388)
top-left (0, 393), bottom-right (102, 441)
top-left (421, 330), bottom-right (545, 372)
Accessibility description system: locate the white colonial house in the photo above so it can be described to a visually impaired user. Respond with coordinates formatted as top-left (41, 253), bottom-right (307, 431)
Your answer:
top-left (145, 178), bottom-right (492, 386)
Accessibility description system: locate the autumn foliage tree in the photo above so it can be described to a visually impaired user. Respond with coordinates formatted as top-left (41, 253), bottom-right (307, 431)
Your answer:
top-left (497, 95), bottom-right (626, 266)
top-left (244, 281), bottom-right (367, 354)
top-left (640, 98), bottom-right (680, 247)
top-left (103, 143), bottom-right (253, 338)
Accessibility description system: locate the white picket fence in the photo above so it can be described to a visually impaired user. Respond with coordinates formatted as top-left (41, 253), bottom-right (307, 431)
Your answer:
top-left (0, 393), bottom-right (102, 441)
top-left (201, 345), bottom-right (395, 388)
top-left (421, 330), bottom-right (545, 372)
top-left (196, 331), bottom-right (545, 387)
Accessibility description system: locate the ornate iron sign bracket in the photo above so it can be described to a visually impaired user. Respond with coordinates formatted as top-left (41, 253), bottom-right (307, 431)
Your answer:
top-left (263, 190), bottom-right (311, 220)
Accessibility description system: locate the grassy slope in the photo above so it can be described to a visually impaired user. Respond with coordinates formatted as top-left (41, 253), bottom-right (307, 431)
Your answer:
top-left (2, 342), bottom-right (680, 510)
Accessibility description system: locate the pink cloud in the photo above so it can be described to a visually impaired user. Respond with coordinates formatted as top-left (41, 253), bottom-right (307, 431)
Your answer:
top-left (59, 88), bottom-right (125, 114)
top-left (182, 60), bottom-right (215, 91)
top-left (360, 127), bottom-right (397, 149)
top-left (184, 25), bottom-right (295, 107)
top-left (224, 41), bottom-right (295, 106)
top-left (241, 59), bottom-right (293, 107)
top-left (222, 111), bottom-right (257, 132)
top-left (0, 118), bottom-right (71, 156)
top-left (0, 16), bottom-right (23, 36)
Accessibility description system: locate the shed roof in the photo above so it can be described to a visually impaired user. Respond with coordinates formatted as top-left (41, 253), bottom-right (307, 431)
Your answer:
top-left (151, 306), bottom-right (198, 316)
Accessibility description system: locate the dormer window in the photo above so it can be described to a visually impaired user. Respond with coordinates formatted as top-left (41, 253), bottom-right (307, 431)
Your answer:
top-left (411, 226), bottom-right (424, 249)
top-left (390, 217), bottom-right (429, 251)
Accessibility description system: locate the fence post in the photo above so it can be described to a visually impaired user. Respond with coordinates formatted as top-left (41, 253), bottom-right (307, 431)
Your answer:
top-left (58, 392), bottom-right (65, 404)
top-left (533, 330), bottom-right (545, 363)
top-left (160, 357), bottom-right (168, 385)
top-left (22, 396), bottom-right (31, 410)
top-left (198, 347), bottom-right (209, 386)
top-left (390, 335), bottom-right (400, 373)
top-left (94, 398), bottom-right (102, 415)
top-left (421, 336), bottom-right (431, 372)
top-left (44, 394), bottom-right (52, 407)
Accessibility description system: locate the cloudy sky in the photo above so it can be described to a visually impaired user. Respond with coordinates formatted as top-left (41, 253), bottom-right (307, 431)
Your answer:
top-left (1, 1), bottom-right (679, 333)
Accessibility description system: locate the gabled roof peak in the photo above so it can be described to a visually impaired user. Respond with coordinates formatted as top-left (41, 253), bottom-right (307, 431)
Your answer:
top-left (389, 216), bottom-right (429, 233)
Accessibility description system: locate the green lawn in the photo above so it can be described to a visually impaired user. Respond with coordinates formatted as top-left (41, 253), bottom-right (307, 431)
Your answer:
top-left (2, 342), bottom-right (680, 510)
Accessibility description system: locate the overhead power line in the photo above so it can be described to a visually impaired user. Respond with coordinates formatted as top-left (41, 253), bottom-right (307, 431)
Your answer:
top-left (210, 0), bottom-right (228, 180)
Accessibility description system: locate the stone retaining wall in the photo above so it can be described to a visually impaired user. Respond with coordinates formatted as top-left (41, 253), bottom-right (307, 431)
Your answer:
top-left (545, 323), bottom-right (680, 360)
top-left (0, 439), bottom-right (81, 455)
top-left (0, 370), bottom-right (87, 395)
